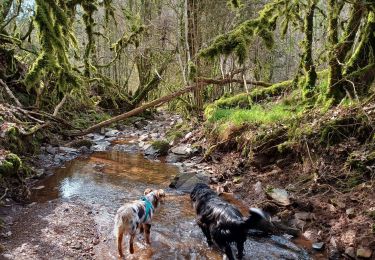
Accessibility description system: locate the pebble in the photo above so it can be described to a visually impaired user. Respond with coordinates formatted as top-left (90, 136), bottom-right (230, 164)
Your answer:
top-left (346, 208), bottom-right (356, 219)
top-left (356, 247), bottom-right (372, 258)
top-left (345, 247), bottom-right (355, 258)
top-left (312, 242), bottom-right (325, 251)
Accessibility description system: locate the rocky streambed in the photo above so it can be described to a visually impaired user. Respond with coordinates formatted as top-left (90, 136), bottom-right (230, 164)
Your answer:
top-left (0, 111), bottom-right (313, 259)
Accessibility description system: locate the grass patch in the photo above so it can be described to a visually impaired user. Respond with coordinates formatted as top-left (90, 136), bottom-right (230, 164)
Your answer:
top-left (207, 102), bottom-right (303, 126)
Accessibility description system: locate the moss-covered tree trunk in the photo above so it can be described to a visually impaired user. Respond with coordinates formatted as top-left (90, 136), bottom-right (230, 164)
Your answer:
top-left (344, 11), bottom-right (375, 94)
top-left (302, 0), bottom-right (317, 99)
top-left (327, 0), bottom-right (343, 102)
top-left (327, 1), bottom-right (364, 103)
top-left (186, 0), bottom-right (203, 112)
top-left (0, 0), bottom-right (14, 29)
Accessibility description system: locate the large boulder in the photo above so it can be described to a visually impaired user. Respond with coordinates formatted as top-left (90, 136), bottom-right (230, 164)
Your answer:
top-left (169, 171), bottom-right (210, 193)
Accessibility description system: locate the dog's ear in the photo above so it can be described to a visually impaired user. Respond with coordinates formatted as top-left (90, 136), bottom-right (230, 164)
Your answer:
top-left (144, 188), bottom-right (153, 195)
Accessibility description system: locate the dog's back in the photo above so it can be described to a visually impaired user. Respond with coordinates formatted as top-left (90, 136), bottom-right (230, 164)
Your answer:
top-left (114, 203), bottom-right (140, 236)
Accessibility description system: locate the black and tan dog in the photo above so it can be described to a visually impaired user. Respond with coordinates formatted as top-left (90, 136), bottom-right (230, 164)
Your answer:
top-left (191, 183), bottom-right (270, 260)
top-left (114, 188), bottom-right (165, 258)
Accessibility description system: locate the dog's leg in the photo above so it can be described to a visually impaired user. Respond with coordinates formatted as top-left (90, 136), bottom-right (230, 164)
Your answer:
top-left (217, 242), bottom-right (235, 260)
top-left (223, 245), bottom-right (235, 260)
top-left (197, 220), bottom-right (213, 246)
top-left (117, 228), bottom-right (124, 258)
top-left (236, 240), bottom-right (245, 259)
top-left (144, 224), bottom-right (151, 244)
top-left (139, 223), bottom-right (144, 234)
top-left (129, 233), bottom-right (135, 254)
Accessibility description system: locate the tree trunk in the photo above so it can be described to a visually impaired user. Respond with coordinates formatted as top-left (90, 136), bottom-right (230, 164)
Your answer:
top-left (302, 1), bottom-right (317, 99)
top-left (69, 72), bottom-right (256, 136)
top-left (186, 0), bottom-right (203, 112)
top-left (327, 1), bottom-right (364, 103)
top-left (345, 11), bottom-right (375, 77)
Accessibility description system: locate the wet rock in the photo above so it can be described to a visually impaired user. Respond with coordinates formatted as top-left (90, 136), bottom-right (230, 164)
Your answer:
top-left (150, 140), bottom-right (170, 156)
top-left (78, 146), bottom-right (90, 154)
top-left (150, 133), bottom-right (160, 139)
top-left (59, 147), bottom-right (78, 154)
top-left (345, 247), bottom-right (355, 258)
top-left (105, 129), bottom-right (119, 137)
top-left (266, 188), bottom-right (291, 206)
top-left (139, 134), bottom-right (149, 141)
top-left (91, 134), bottom-right (105, 142)
top-left (171, 144), bottom-right (192, 156)
top-left (46, 145), bottom-right (58, 155)
top-left (165, 153), bottom-right (186, 163)
top-left (134, 120), bottom-right (147, 129)
top-left (346, 208), bottom-right (356, 219)
top-left (312, 242), bottom-right (325, 251)
top-left (356, 247), bottom-right (372, 258)
top-left (66, 139), bottom-right (93, 149)
top-left (169, 171), bottom-right (209, 192)
top-left (53, 154), bottom-right (66, 164)
top-left (91, 141), bottom-right (111, 152)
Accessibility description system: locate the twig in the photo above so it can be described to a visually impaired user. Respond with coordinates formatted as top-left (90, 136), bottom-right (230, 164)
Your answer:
top-left (0, 79), bottom-right (23, 107)
top-left (24, 123), bottom-right (50, 136)
top-left (53, 94), bottom-right (68, 116)
top-left (0, 188), bottom-right (8, 201)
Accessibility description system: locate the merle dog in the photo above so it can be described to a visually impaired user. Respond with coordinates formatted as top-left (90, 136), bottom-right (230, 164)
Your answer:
top-left (190, 183), bottom-right (269, 260)
top-left (114, 188), bottom-right (165, 258)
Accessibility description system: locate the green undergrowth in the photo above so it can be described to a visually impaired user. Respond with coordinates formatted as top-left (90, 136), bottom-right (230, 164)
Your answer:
top-left (71, 110), bottom-right (112, 129)
top-left (151, 140), bottom-right (170, 156)
top-left (208, 102), bottom-right (304, 126)
top-left (0, 153), bottom-right (22, 175)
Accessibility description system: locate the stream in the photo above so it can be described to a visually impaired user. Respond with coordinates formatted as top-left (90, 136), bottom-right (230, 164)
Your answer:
top-left (1, 128), bottom-right (312, 259)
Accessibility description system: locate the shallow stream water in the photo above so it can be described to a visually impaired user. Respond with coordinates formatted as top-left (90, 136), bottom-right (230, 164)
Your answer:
top-left (28, 150), bottom-right (311, 260)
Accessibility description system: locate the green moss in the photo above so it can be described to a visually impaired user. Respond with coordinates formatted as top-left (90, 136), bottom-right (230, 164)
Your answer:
top-left (166, 123), bottom-right (190, 143)
top-left (320, 116), bottom-right (372, 146)
top-left (277, 141), bottom-right (296, 153)
top-left (367, 210), bottom-right (375, 221)
top-left (344, 172), bottom-right (364, 189)
top-left (72, 111), bottom-right (111, 128)
top-left (4, 126), bottom-right (24, 153)
top-left (206, 102), bottom-right (302, 126)
top-left (346, 150), bottom-right (375, 174)
top-left (200, 14), bottom-right (275, 64)
top-left (0, 153), bottom-right (22, 175)
top-left (204, 79), bottom-right (292, 120)
top-left (151, 140), bottom-right (170, 156)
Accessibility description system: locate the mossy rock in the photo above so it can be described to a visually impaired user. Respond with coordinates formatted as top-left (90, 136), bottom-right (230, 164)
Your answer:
top-left (68, 139), bottom-right (93, 148)
top-left (0, 153), bottom-right (22, 175)
top-left (151, 140), bottom-right (170, 156)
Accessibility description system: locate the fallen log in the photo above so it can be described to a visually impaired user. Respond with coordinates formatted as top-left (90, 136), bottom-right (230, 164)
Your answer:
top-left (68, 75), bottom-right (271, 136)
top-left (68, 83), bottom-right (200, 136)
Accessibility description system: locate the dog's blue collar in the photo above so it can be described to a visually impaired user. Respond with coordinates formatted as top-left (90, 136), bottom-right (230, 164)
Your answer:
top-left (141, 196), bottom-right (154, 221)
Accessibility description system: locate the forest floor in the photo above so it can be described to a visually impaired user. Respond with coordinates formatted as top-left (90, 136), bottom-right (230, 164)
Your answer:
top-left (0, 110), bottom-right (373, 259)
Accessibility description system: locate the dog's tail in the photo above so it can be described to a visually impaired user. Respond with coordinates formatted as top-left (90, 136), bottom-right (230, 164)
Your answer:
top-left (244, 208), bottom-right (272, 232)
